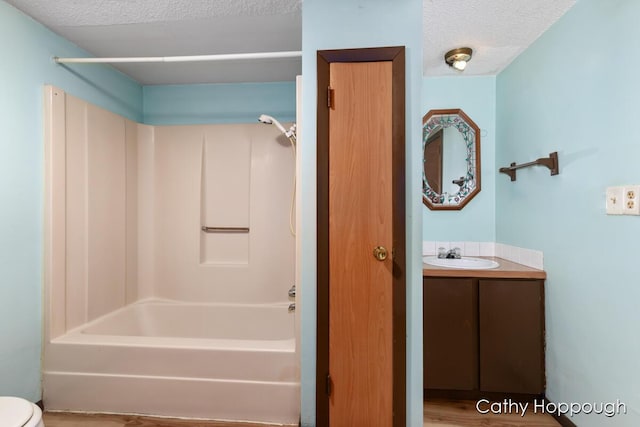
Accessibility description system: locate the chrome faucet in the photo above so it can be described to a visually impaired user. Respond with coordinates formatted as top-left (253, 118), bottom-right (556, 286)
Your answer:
top-left (437, 247), bottom-right (462, 259)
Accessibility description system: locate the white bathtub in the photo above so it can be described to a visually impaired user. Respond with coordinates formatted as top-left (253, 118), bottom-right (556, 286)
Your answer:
top-left (43, 300), bottom-right (299, 425)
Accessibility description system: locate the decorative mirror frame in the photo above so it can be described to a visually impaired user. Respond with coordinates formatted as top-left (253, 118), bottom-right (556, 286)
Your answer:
top-left (422, 108), bottom-right (481, 210)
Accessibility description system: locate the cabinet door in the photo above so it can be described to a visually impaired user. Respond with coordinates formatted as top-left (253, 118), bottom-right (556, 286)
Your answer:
top-left (479, 280), bottom-right (544, 394)
top-left (424, 278), bottom-right (478, 390)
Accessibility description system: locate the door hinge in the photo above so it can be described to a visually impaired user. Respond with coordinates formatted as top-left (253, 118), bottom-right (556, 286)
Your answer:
top-left (326, 373), bottom-right (332, 396)
top-left (327, 87), bottom-right (334, 109)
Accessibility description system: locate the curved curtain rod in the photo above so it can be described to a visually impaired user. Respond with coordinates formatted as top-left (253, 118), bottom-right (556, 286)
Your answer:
top-left (53, 50), bottom-right (302, 64)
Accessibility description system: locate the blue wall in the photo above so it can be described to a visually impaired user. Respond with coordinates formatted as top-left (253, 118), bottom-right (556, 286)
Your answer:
top-left (422, 76), bottom-right (496, 242)
top-left (496, 0), bottom-right (640, 425)
top-left (143, 82), bottom-right (296, 125)
top-left (0, 0), bottom-right (142, 401)
top-left (300, 0), bottom-right (423, 425)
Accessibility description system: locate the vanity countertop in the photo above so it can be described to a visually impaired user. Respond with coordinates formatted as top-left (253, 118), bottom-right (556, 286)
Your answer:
top-left (423, 257), bottom-right (546, 279)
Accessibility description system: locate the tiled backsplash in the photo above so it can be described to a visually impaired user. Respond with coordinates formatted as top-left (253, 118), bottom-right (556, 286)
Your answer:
top-left (422, 241), bottom-right (544, 270)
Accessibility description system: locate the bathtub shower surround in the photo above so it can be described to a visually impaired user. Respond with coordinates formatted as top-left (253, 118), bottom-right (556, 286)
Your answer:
top-left (422, 241), bottom-right (544, 270)
top-left (43, 87), bottom-right (298, 424)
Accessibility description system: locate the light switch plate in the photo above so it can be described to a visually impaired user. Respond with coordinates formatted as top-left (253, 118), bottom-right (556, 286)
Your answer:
top-left (623, 185), bottom-right (640, 215)
top-left (606, 186), bottom-right (624, 215)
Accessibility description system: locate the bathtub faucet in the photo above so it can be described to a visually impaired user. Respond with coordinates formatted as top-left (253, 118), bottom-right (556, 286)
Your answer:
top-left (288, 303), bottom-right (296, 313)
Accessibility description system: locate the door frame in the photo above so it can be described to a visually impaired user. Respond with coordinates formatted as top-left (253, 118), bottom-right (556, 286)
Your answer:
top-left (316, 46), bottom-right (406, 427)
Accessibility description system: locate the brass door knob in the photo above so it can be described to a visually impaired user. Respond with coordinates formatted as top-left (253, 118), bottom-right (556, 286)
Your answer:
top-left (373, 246), bottom-right (388, 261)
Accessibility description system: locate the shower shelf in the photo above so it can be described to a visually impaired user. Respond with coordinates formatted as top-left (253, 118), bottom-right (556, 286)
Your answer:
top-left (201, 226), bottom-right (250, 233)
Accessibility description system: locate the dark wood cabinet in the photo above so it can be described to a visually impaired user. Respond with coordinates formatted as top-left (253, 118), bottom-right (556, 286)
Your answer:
top-left (424, 277), bottom-right (545, 397)
top-left (479, 279), bottom-right (545, 394)
top-left (423, 278), bottom-right (477, 390)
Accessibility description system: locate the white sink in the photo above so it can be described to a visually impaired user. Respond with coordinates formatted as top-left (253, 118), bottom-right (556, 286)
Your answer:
top-left (423, 256), bottom-right (499, 270)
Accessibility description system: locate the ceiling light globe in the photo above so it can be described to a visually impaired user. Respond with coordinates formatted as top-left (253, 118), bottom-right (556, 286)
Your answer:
top-left (452, 60), bottom-right (467, 71)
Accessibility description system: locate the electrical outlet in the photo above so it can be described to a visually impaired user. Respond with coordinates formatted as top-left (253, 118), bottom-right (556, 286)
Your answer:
top-left (623, 185), bottom-right (640, 215)
top-left (606, 186), bottom-right (624, 215)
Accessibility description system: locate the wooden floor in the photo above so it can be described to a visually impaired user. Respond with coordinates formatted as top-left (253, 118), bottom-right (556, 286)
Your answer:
top-left (42, 412), bottom-right (287, 427)
top-left (44, 400), bottom-right (562, 427)
top-left (424, 399), bottom-right (562, 426)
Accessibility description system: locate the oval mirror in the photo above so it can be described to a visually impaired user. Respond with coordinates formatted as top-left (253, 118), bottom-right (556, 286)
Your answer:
top-left (422, 108), bottom-right (480, 210)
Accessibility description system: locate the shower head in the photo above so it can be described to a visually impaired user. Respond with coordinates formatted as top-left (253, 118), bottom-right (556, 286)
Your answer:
top-left (258, 114), bottom-right (273, 124)
top-left (258, 114), bottom-right (287, 135)
top-left (258, 114), bottom-right (297, 144)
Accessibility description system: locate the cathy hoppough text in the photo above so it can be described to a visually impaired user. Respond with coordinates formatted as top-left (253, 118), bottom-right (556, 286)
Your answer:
top-left (476, 398), bottom-right (627, 418)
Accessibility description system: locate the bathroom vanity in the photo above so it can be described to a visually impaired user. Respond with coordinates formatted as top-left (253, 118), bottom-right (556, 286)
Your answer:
top-left (423, 258), bottom-right (546, 399)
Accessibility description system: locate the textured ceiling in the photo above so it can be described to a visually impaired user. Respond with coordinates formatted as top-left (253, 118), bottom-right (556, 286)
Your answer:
top-left (6, 0), bottom-right (302, 85)
top-left (6, 0), bottom-right (576, 84)
top-left (7, 0), bottom-right (301, 25)
top-left (423, 0), bottom-right (576, 76)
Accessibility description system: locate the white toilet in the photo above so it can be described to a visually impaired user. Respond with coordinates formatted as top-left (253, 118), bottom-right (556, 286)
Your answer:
top-left (0, 397), bottom-right (45, 427)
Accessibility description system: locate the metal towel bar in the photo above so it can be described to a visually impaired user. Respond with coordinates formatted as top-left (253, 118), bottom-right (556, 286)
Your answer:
top-left (499, 151), bottom-right (559, 182)
top-left (201, 226), bottom-right (250, 233)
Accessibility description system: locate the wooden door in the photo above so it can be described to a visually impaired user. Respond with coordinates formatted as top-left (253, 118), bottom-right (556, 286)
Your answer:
top-left (328, 61), bottom-right (393, 427)
top-left (317, 47), bottom-right (406, 427)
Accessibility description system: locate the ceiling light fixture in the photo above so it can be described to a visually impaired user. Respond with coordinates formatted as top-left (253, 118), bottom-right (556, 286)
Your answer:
top-left (445, 47), bottom-right (473, 71)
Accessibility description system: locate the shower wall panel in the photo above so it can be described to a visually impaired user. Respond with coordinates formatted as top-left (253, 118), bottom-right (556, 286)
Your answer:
top-left (200, 125), bottom-right (251, 265)
top-left (136, 124), bottom-right (156, 301)
top-left (152, 126), bottom-right (204, 297)
top-left (125, 119), bottom-right (139, 305)
top-left (153, 124), bottom-right (294, 303)
top-left (48, 88), bottom-right (139, 333)
top-left (64, 94), bottom-right (89, 331)
top-left (85, 103), bottom-right (127, 321)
